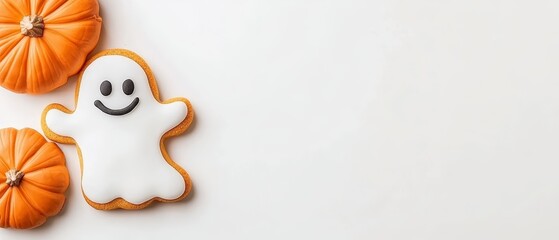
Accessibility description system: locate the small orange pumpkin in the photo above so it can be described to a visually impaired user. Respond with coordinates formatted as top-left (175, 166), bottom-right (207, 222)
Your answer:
top-left (0, 0), bottom-right (102, 94)
top-left (0, 128), bottom-right (69, 229)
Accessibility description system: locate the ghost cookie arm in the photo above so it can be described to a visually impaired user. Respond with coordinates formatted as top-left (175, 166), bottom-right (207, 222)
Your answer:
top-left (41, 104), bottom-right (78, 143)
top-left (158, 97), bottom-right (193, 136)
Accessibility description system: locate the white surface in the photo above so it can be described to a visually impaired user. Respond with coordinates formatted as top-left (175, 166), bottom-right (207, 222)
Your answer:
top-left (0, 0), bottom-right (558, 239)
top-left (45, 54), bottom-right (188, 204)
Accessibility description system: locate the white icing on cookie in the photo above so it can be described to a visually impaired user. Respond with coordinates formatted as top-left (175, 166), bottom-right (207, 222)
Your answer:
top-left (45, 55), bottom-right (187, 204)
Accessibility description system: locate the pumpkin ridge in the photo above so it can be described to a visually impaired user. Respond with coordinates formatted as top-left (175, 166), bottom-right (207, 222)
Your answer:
top-left (1, 1), bottom-right (27, 19)
top-left (36, 0), bottom-right (68, 19)
top-left (41, 26), bottom-right (80, 51)
top-left (0, 17), bottom-right (19, 24)
top-left (44, 13), bottom-right (102, 25)
top-left (31, 39), bottom-right (61, 92)
top-left (11, 187), bottom-right (44, 229)
top-left (19, 0), bottom-right (31, 15)
top-left (45, 19), bottom-right (103, 44)
top-left (42, 0), bottom-right (78, 20)
top-left (15, 38), bottom-right (31, 92)
top-left (25, 38), bottom-right (42, 93)
top-left (44, 22), bottom-right (101, 73)
top-left (0, 24), bottom-right (20, 40)
top-left (42, 0), bottom-right (98, 23)
top-left (42, 33), bottom-right (90, 80)
top-left (14, 186), bottom-right (47, 218)
top-left (45, 16), bottom-right (101, 25)
top-left (36, 35), bottom-right (64, 72)
top-left (14, 129), bottom-right (46, 170)
top-left (0, 128), bottom-right (17, 168)
top-left (20, 181), bottom-right (65, 217)
top-left (36, 35), bottom-right (83, 92)
top-left (18, 173), bottom-right (64, 194)
top-left (0, 38), bottom-right (29, 91)
top-left (16, 143), bottom-right (45, 171)
top-left (0, 188), bottom-right (9, 227)
top-left (0, 156), bottom-right (10, 173)
top-left (46, 8), bottom-right (91, 22)
top-left (0, 32), bottom-right (22, 48)
top-left (0, 14), bottom-right (19, 23)
top-left (0, 34), bottom-right (23, 63)
top-left (20, 166), bottom-right (69, 193)
top-left (30, 0), bottom-right (47, 16)
top-left (23, 161), bottom-right (67, 174)
top-left (3, 188), bottom-right (13, 227)
top-left (20, 143), bottom-right (64, 173)
top-left (0, 13), bottom-right (19, 24)
top-left (0, 184), bottom-right (8, 198)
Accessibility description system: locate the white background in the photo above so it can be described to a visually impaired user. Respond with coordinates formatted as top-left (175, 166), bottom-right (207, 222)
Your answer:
top-left (1, 0), bottom-right (559, 239)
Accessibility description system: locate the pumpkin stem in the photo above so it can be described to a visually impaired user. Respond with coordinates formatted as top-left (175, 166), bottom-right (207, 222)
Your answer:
top-left (20, 15), bottom-right (44, 38)
top-left (5, 169), bottom-right (24, 187)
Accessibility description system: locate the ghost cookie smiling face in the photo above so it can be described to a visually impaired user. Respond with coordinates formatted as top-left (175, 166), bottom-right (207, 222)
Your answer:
top-left (94, 79), bottom-right (140, 116)
top-left (41, 49), bottom-right (194, 210)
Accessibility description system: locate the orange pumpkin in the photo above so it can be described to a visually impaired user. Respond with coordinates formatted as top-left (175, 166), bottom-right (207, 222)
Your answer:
top-left (0, 128), bottom-right (69, 229)
top-left (0, 0), bottom-right (102, 94)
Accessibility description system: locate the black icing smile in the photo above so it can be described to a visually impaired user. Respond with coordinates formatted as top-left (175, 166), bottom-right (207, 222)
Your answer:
top-left (94, 97), bottom-right (139, 116)
top-left (95, 79), bottom-right (139, 116)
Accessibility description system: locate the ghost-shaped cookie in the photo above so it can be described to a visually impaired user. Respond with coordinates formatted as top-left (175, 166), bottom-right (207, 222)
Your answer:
top-left (41, 49), bottom-right (194, 210)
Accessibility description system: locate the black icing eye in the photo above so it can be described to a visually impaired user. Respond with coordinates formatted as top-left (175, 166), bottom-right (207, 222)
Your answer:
top-left (122, 79), bottom-right (135, 95)
top-left (100, 80), bottom-right (112, 96)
